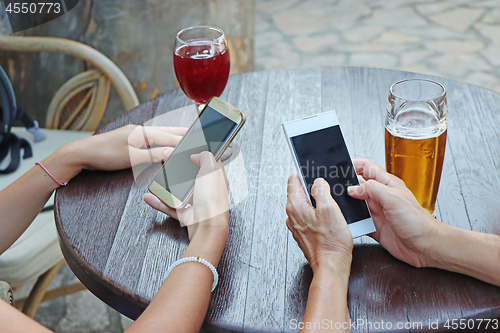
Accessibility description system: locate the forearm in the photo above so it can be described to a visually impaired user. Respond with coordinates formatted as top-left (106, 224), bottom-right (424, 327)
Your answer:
top-left (300, 257), bottom-right (352, 333)
top-left (427, 224), bottom-right (500, 286)
top-left (127, 221), bottom-right (229, 333)
top-left (0, 300), bottom-right (53, 333)
top-left (0, 144), bottom-right (83, 254)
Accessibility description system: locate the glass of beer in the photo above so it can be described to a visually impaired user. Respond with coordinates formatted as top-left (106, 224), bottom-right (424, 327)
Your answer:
top-left (385, 79), bottom-right (447, 216)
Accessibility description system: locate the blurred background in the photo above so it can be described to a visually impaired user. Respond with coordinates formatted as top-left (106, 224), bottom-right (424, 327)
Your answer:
top-left (1, 0), bottom-right (499, 331)
top-left (1, 0), bottom-right (499, 129)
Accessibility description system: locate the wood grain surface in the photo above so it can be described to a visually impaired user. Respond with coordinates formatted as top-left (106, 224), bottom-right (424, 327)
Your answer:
top-left (55, 67), bottom-right (500, 332)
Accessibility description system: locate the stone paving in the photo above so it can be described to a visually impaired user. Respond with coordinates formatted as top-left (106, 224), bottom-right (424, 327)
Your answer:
top-left (255, 0), bottom-right (500, 92)
top-left (16, 0), bottom-right (500, 332)
top-left (14, 265), bottom-right (133, 332)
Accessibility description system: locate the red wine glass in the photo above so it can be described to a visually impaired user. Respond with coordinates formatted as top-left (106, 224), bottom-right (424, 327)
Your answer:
top-left (174, 26), bottom-right (230, 108)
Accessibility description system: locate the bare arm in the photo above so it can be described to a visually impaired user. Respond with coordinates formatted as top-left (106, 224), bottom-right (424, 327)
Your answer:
top-left (0, 300), bottom-right (52, 333)
top-left (286, 175), bottom-right (353, 333)
top-left (427, 224), bottom-right (500, 286)
top-left (0, 125), bottom-right (185, 333)
top-left (126, 223), bottom-right (228, 333)
top-left (0, 125), bottom-right (185, 255)
top-left (130, 151), bottom-right (230, 333)
top-left (301, 257), bottom-right (351, 332)
top-left (349, 159), bottom-right (500, 287)
top-left (0, 146), bottom-right (80, 254)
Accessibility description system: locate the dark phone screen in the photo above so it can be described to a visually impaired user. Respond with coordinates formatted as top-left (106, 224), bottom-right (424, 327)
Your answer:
top-left (290, 126), bottom-right (371, 224)
top-left (154, 105), bottom-right (237, 200)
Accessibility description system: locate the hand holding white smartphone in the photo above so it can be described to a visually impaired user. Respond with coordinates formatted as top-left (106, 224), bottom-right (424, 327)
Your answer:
top-left (282, 111), bottom-right (376, 238)
top-left (149, 97), bottom-right (245, 209)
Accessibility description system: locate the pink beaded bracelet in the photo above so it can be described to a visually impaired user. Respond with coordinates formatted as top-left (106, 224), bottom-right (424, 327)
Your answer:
top-left (35, 162), bottom-right (68, 186)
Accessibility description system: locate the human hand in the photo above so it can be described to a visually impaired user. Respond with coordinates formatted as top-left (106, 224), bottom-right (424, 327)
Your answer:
top-left (348, 159), bottom-right (444, 268)
top-left (144, 151), bottom-right (229, 241)
top-left (65, 124), bottom-right (187, 172)
top-left (286, 174), bottom-right (353, 273)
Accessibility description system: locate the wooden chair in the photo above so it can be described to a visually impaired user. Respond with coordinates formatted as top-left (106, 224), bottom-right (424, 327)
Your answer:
top-left (0, 281), bottom-right (14, 305)
top-left (0, 35), bottom-right (139, 131)
top-left (0, 35), bottom-right (139, 318)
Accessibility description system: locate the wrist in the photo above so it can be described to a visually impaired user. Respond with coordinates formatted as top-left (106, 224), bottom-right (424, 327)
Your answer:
top-left (41, 143), bottom-right (85, 185)
top-left (312, 255), bottom-right (352, 288)
top-left (60, 140), bottom-right (89, 172)
top-left (183, 218), bottom-right (229, 269)
top-left (420, 219), bottom-right (449, 268)
top-left (189, 216), bottom-right (229, 244)
top-left (311, 252), bottom-right (352, 277)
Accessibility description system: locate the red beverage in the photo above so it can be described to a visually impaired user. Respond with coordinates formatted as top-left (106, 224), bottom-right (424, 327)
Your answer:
top-left (174, 40), bottom-right (230, 105)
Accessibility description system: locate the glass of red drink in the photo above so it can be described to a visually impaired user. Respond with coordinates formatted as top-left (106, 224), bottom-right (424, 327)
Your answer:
top-left (174, 26), bottom-right (230, 107)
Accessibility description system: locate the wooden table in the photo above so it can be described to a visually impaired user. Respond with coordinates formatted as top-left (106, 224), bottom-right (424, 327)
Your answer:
top-left (55, 67), bottom-right (500, 332)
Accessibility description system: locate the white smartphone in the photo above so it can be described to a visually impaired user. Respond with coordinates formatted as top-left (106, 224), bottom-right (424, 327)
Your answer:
top-left (282, 111), bottom-right (376, 238)
top-left (149, 97), bottom-right (245, 209)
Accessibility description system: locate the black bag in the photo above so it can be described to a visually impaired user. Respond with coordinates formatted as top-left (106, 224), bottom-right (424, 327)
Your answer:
top-left (0, 66), bottom-right (37, 174)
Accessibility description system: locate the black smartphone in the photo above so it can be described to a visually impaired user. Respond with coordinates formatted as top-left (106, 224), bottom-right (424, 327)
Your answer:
top-left (282, 110), bottom-right (376, 238)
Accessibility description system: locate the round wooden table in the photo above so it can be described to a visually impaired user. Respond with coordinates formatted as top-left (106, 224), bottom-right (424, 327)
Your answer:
top-left (55, 67), bottom-right (500, 332)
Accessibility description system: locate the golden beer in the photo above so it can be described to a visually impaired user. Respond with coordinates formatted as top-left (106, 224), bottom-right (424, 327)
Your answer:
top-left (385, 79), bottom-right (447, 215)
top-left (385, 128), bottom-right (446, 214)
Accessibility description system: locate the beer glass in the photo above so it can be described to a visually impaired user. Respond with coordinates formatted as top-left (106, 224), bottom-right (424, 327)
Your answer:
top-left (385, 79), bottom-right (447, 215)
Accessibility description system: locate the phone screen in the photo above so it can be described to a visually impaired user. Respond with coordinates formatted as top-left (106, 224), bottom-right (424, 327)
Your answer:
top-left (153, 104), bottom-right (237, 201)
top-left (290, 125), bottom-right (371, 224)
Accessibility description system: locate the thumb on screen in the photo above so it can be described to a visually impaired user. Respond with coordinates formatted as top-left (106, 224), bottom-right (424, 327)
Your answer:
top-left (190, 151), bottom-right (218, 173)
top-left (311, 178), bottom-right (339, 213)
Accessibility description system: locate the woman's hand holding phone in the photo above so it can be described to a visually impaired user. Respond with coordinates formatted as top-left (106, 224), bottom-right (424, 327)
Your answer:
top-left (63, 124), bottom-right (188, 176)
top-left (0, 124), bottom-right (188, 255)
top-left (144, 151), bottom-right (229, 242)
top-left (84, 124), bottom-right (188, 170)
top-left (37, 125), bottom-right (187, 190)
